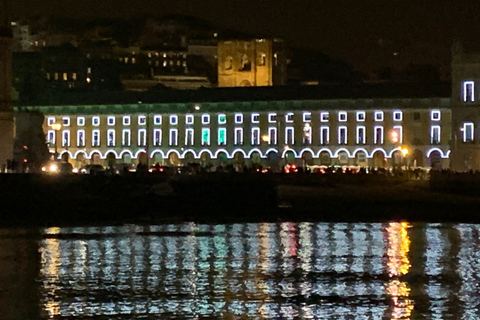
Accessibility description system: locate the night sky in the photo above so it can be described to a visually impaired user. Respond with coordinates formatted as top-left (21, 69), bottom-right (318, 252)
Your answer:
top-left (9, 0), bottom-right (480, 74)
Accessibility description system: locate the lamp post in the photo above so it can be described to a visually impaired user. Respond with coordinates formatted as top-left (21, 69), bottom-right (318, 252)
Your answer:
top-left (401, 147), bottom-right (409, 170)
top-left (51, 123), bottom-right (62, 160)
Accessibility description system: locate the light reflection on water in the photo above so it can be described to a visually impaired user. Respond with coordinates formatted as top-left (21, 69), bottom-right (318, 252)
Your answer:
top-left (3, 222), bottom-right (480, 318)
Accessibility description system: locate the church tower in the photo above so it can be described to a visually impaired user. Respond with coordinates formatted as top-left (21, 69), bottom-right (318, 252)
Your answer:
top-left (0, 0), bottom-right (14, 168)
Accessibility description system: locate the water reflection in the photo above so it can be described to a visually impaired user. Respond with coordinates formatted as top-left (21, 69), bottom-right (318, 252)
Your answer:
top-left (0, 222), bottom-right (479, 318)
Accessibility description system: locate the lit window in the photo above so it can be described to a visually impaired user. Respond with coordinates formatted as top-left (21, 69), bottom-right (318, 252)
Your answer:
top-left (268, 113), bottom-right (277, 123)
top-left (63, 73), bottom-right (68, 81)
top-left (393, 110), bottom-right (403, 121)
top-left (201, 128), bottom-right (210, 145)
top-left (202, 114), bottom-right (210, 124)
top-left (356, 111), bottom-right (365, 122)
top-left (77, 117), bottom-right (85, 126)
top-left (338, 111), bottom-right (347, 122)
top-left (463, 122), bottom-right (474, 142)
top-left (153, 129), bottom-right (162, 146)
top-left (268, 127), bottom-right (277, 145)
top-left (153, 115), bottom-right (162, 125)
top-left (235, 113), bottom-right (243, 124)
top-left (374, 126), bottom-right (384, 144)
top-left (431, 125), bottom-right (441, 144)
top-left (77, 130), bottom-right (85, 147)
top-left (62, 130), bottom-right (70, 147)
top-left (251, 113), bottom-right (260, 124)
top-left (356, 126), bottom-right (366, 144)
top-left (92, 130), bottom-right (100, 147)
top-left (46, 130), bottom-right (55, 144)
top-left (122, 129), bottom-right (131, 146)
top-left (374, 111), bottom-right (384, 122)
top-left (218, 114), bottom-right (227, 124)
top-left (393, 125), bottom-right (403, 143)
top-left (47, 117), bottom-right (55, 126)
top-left (92, 116), bottom-right (100, 127)
top-left (251, 127), bottom-right (260, 145)
top-left (107, 116), bottom-right (115, 126)
top-left (285, 126), bottom-right (294, 144)
top-left (303, 112), bottom-right (311, 123)
top-left (123, 115), bottom-right (131, 126)
top-left (138, 115), bottom-right (147, 126)
top-left (320, 112), bottom-right (329, 122)
top-left (61, 116), bottom-right (69, 127)
top-left (338, 126), bottom-right (347, 144)
top-left (107, 129), bottom-right (115, 147)
top-left (285, 112), bottom-right (294, 123)
top-left (320, 126), bottom-right (329, 144)
top-left (431, 110), bottom-right (441, 121)
top-left (303, 124), bottom-right (311, 144)
top-left (234, 128), bottom-right (244, 145)
top-left (218, 128), bottom-right (227, 145)
top-left (169, 115), bottom-right (178, 125)
top-left (463, 81), bottom-right (475, 102)
top-left (186, 114), bottom-right (194, 125)
top-left (185, 128), bottom-right (194, 146)
top-left (138, 129), bottom-right (147, 146)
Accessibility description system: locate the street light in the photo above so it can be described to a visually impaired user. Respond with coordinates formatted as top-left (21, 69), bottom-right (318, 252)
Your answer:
top-left (401, 147), bottom-right (409, 170)
top-left (51, 123), bottom-right (62, 160)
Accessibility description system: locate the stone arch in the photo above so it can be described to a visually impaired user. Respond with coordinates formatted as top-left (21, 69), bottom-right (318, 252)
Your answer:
top-left (217, 151), bottom-right (229, 165)
top-left (301, 151), bottom-right (313, 166)
top-left (122, 152), bottom-right (133, 164)
top-left (391, 150), bottom-right (403, 168)
top-left (151, 152), bottom-right (164, 166)
top-left (319, 151), bottom-right (331, 166)
top-left (106, 152), bottom-right (117, 168)
top-left (266, 150), bottom-right (279, 171)
top-left (91, 152), bottom-right (102, 164)
top-left (412, 149), bottom-right (424, 167)
top-left (372, 150), bottom-right (386, 168)
top-left (239, 80), bottom-right (252, 87)
top-left (168, 152), bottom-right (181, 166)
top-left (337, 151), bottom-right (349, 165)
top-left (75, 153), bottom-right (86, 169)
top-left (232, 151), bottom-right (246, 171)
top-left (250, 151), bottom-right (262, 167)
top-left (355, 150), bottom-right (367, 167)
top-left (199, 151), bottom-right (212, 168)
top-left (137, 152), bottom-right (148, 165)
top-left (284, 150), bottom-right (296, 165)
top-left (183, 151), bottom-right (196, 165)
top-left (429, 150), bottom-right (442, 170)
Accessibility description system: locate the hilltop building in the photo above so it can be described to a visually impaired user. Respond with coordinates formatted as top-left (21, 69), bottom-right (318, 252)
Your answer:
top-left (218, 39), bottom-right (287, 87)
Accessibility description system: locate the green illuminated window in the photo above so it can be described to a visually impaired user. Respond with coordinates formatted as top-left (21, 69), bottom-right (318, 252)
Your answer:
top-left (218, 128), bottom-right (227, 145)
top-left (202, 128), bottom-right (210, 145)
top-left (218, 114), bottom-right (227, 124)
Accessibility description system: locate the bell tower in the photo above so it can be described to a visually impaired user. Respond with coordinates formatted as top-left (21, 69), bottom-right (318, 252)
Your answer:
top-left (0, 0), bottom-right (14, 169)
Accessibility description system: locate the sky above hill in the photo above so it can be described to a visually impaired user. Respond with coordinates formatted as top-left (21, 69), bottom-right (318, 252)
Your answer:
top-left (9, 0), bottom-right (480, 75)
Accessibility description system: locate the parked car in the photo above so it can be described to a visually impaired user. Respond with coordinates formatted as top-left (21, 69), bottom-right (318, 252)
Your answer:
top-left (79, 164), bottom-right (105, 175)
top-left (41, 161), bottom-right (73, 174)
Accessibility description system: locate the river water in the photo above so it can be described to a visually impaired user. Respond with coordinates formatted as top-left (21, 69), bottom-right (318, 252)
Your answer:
top-left (0, 222), bottom-right (479, 319)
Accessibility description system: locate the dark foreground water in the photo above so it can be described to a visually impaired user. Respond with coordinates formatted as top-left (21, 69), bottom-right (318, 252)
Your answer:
top-left (1, 222), bottom-right (479, 319)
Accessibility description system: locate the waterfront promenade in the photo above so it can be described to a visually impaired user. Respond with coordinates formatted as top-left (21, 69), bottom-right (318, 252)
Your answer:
top-left (0, 171), bottom-right (479, 226)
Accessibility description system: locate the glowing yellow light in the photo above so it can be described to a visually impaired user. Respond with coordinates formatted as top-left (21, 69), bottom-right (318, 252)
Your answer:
top-left (261, 134), bottom-right (269, 143)
top-left (401, 148), bottom-right (409, 157)
top-left (51, 123), bottom-right (61, 131)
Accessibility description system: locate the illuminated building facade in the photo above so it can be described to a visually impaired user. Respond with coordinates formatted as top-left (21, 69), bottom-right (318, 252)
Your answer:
top-left (450, 43), bottom-right (480, 171)
top-left (20, 84), bottom-right (452, 170)
top-left (218, 39), bottom-right (287, 87)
